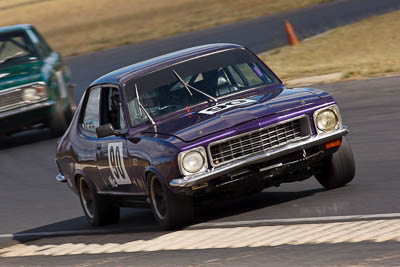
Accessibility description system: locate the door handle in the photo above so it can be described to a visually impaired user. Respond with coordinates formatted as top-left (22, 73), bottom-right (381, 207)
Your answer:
top-left (97, 143), bottom-right (102, 150)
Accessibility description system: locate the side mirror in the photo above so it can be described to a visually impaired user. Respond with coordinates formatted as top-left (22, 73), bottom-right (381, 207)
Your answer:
top-left (96, 123), bottom-right (118, 138)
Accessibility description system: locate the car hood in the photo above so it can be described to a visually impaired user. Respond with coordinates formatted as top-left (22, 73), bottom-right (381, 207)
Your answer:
top-left (144, 86), bottom-right (324, 142)
top-left (0, 60), bottom-right (43, 90)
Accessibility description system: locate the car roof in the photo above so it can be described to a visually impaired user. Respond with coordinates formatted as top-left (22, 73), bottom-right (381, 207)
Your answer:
top-left (0, 24), bottom-right (33, 34)
top-left (90, 43), bottom-right (245, 87)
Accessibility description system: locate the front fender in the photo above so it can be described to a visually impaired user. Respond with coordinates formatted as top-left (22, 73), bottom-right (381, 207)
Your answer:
top-left (144, 166), bottom-right (187, 195)
top-left (128, 136), bottom-right (183, 194)
top-left (298, 87), bottom-right (335, 102)
top-left (71, 170), bottom-right (91, 195)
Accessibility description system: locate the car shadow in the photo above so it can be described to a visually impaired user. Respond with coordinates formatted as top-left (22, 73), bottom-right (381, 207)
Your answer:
top-left (0, 128), bottom-right (54, 150)
top-left (8, 187), bottom-right (324, 245)
top-left (193, 188), bottom-right (325, 224)
top-left (7, 208), bottom-right (160, 245)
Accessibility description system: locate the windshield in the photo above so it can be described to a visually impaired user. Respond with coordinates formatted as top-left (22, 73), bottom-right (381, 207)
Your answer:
top-left (0, 31), bottom-right (39, 68)
top-left (124, 49), bottom-right (278, 127)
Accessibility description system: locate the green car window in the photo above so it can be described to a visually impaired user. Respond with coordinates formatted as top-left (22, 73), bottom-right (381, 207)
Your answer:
top-left (29, 27), bottom-right (52, 57)
top-left (0, 31), bottom-right (39, 67)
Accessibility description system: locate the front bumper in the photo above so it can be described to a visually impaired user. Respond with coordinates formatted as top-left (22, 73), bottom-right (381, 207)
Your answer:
top-left (0, 100), bottom-right (55, 120)
top-left (0, 100), bottom-right (55, 132)
top-left (170, 126), bottom-right (348, 187)
top-left (56, 173), bottom-right (67, 183)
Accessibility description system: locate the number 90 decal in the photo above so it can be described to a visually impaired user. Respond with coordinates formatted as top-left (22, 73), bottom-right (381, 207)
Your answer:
top-left (198, 99), bottom-right (256, 115)
top-left (108, 142), bottom-right (131, 185)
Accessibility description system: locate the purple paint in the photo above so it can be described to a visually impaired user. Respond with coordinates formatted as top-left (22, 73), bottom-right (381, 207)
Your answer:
top-left (56, 43), bottom-right (350, 227)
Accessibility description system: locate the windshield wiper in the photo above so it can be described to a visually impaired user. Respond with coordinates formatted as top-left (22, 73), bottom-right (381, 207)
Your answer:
top-left (0, 51), bottom-right (24, 64)
top-left (172, 70), bottom-right (218, 103)
top-left (135, 84), bottom-right (157, 131)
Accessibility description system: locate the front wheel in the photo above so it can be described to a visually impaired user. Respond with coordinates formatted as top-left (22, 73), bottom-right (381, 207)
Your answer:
top-left (78, 176), bottom-right (120, 226)
top-left (148, 174), bottom-right (193, 229)
top-left (49, 102), bottom-right (70, 137)
top-left (65, 87), bottom-right (76, 122)
top-left (314, 136), bottom-right (356, 190)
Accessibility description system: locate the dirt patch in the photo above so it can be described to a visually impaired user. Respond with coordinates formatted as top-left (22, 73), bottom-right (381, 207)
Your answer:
top-left (259, 10), bottom-right (400, 83)
top-left (0, 0), bottom-right (332, 56)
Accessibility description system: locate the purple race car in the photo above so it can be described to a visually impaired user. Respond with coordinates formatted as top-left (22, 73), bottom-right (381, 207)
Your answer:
top-left (55, 43), bottom-right (355, 229)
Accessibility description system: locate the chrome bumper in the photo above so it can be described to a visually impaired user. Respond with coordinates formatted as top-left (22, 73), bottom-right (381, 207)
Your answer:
top-left (56, 173), bottom-right (67, 183)
top-left (0, 100), bottom-right (55, 119)
top-left (170, 126), bottom-right (348, 187)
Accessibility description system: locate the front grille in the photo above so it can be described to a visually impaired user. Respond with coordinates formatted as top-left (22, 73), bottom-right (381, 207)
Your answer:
top-left (0, 89), bottom-right (24, 112)
top-left (209, 117), bottom-right (310, 166)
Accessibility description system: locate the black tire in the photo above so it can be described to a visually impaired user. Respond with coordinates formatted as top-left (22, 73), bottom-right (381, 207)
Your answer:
top-left (77, 176), bottom-right (120, 226)
top-left (0, 134), bottom-right (8, 147)
top-left (49, 102), bottom-right (72, 137)
top-left (65, 88), bottom-right (77, 122)
top-left (148, 174), bottom-right (193, 229)
top-left (314, 136), bottom-right (356, 190)
top-left (63, 103), bottom-right (75, 124)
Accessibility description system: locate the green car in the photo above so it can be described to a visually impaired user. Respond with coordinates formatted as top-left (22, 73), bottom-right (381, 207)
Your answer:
top-left (0, 24), bottom-right (75, 137)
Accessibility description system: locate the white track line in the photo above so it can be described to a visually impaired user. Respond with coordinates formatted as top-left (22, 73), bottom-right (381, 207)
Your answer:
top-left (2, 218), bottom-right (400, 257)
top-left (190, 213), bottom-right (400, 228)
top-left (1, 213), bottom-right (400, 239)
top-left (0, 229), bottom-right (130, 239)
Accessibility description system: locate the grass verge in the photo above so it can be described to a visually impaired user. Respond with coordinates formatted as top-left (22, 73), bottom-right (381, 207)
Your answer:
top-left (259, 10), bottom-right (400, 83)
top-left (0, 0), bottom-right (331, 56)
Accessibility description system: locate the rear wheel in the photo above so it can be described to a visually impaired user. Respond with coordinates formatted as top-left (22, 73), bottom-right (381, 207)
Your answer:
top-left (148, 174), bottom-right (193, 229)
top-left (78, 176), bottom-right (120, 226)
top-left (314, 137), bottom-right (356, 190)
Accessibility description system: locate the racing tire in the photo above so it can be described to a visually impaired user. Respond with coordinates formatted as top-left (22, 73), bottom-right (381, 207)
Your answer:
top-left (0, 134), bottom-right (8, 147)
top-left (49, 102), bottom-right (71, 137)
top-left (148, 174), bottom-right (193, 230)
top-left (77, 176), bottom-right (120, 226)
top-left (314, 136), bottom-right (356, 190)
top-left (63, 103), bottom-right (75, 124)
top-left (0, 134), bottom-right (7, 141)
top-left (65, 88), bottom-right (77, 122)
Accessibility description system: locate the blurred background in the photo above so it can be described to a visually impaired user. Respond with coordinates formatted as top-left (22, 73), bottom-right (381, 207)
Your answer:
top-left (1, 1), bottom-right (400, 265)
top-left (1, 0), bottom-right (399, 89)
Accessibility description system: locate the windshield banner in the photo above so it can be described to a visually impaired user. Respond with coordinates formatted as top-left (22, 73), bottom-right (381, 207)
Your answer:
top-left (198, 99), bottom-right (256, 115)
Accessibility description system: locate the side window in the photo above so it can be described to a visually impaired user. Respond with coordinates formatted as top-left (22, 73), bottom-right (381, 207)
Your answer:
top-left (82, 87), bottom-right (100, 132)
top-left (227, 66), bottom-right (245, 87)
top-left (101, 87), bottom-right (127, 130)
top-left (0, 32), bottom-right (38, 60)
top-left (119, 105), bottom-right (127, 129)
top-left (236, 63), bottom-right (264, 86)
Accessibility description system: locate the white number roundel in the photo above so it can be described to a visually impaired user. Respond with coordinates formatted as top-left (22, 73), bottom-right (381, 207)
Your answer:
top-left (108, 142), bottom-right (131, 185)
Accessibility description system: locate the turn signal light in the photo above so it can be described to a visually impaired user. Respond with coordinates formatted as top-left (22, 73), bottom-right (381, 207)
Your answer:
top-left (325, 139), bottom-right (341, 150)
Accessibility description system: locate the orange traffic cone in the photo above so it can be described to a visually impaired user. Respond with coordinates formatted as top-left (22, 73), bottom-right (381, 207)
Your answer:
top-left (284, 20), bottom-right (300, 46)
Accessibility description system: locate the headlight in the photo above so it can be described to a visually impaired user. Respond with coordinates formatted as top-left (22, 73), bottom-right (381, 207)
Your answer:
top-left (313, 105), bottom-right (342, 133)
top-left (178, 147), bottom-right (208, 176)
top-left (22, 83), bottom-right (47, 103)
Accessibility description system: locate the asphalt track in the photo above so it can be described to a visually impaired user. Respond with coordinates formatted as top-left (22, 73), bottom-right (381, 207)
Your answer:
top-left (1, 75), bottom-right (400, 265)
top-left (1, 0), bottom-right (400, 265)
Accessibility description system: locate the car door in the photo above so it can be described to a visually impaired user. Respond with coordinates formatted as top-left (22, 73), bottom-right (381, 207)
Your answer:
top-left (77, 86), bottom-right (106, 191)
top-left (96, 86), bottom-right (142, 194)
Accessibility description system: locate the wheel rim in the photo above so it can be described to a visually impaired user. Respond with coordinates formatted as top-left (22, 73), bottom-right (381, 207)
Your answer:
top-left (150, 176), bottom-right (166, 220)
top-left (79, 178), bottom-right (94, 218)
